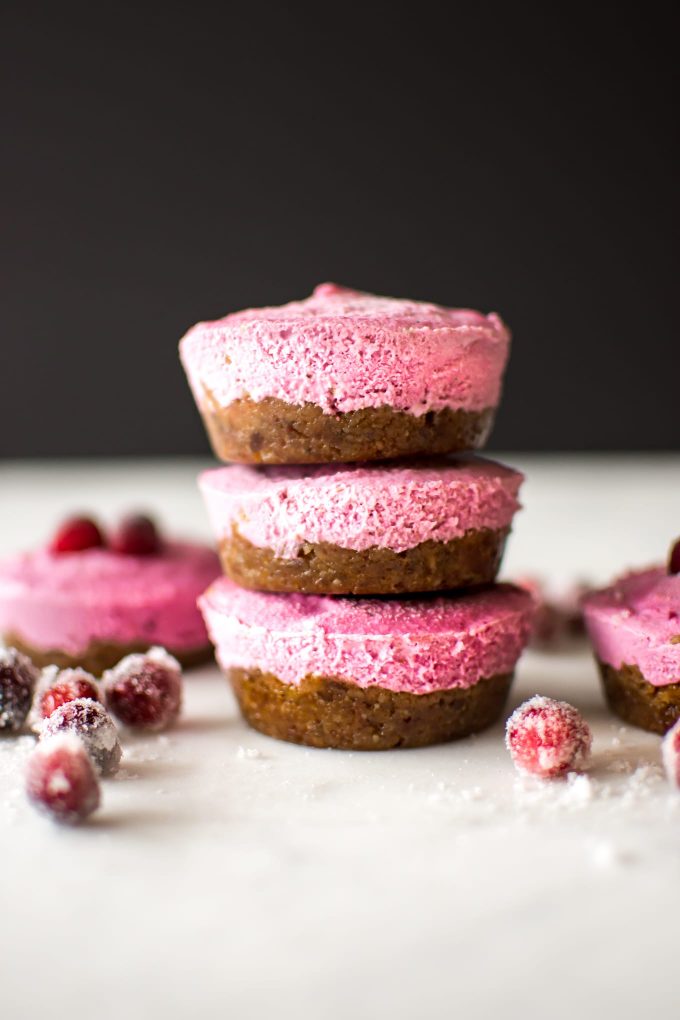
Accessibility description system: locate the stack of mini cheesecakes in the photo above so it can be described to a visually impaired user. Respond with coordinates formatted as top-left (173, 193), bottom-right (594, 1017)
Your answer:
top-left (180, 284), bottom-right (534, 749)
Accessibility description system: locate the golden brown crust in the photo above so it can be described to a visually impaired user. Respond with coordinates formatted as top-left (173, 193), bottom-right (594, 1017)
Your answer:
top-left (597, 659), bottom-right (680, 734)
top-left (200, 394), bottom-right (495, 464)
top-left (218, 526), bottom-right (509, 595)
top-left (3, 632), bottom-right (214, 676)
top-left (227, 666), bottom-right (513, 749)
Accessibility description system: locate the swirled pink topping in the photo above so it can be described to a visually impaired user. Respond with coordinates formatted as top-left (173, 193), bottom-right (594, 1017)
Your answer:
top-left (583, 568), bottom-right (680, 687)
top-left (199, 578), bottom-right (534, 695)
top-left (0, 542), bottom-right (220, 656)
top-left (199, 457), bottom-right (523, 557)
top-left (180, 283), bottom-right (511, 417)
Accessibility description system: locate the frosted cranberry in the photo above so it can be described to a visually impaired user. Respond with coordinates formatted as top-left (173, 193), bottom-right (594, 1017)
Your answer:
top-left (34, 666), bottom-right (101, 725)
top-left (506, 696), bottom-right (592, 778)
top-left (0, 647), bottom-right (38, 732)
top-left (26, 735), bottom-right (100, 824)
top-left (40, 698), bottom-right (122, 776)
top-left (662, 718), bottom-right (680, 789)
top-left (668, 539), bottom-right (680, 575)
top-left (110, 514), bottom-right (162, 556)
top-left (103, 647), bottom-right (182, 731)
top-left (49, 515), bottom-right (105, 554)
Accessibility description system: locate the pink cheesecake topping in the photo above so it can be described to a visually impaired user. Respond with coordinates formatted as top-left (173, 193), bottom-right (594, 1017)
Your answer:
top-left (0, 542), bottom-right (220, 656)
top-left (200, 457), bottom-right (523, 557)
top-left (199, 578), bottom-right (534, 695)
top-left (180, 283), bottom-right (511, 417)
top-left (583, 567), bottom-right (680, 687)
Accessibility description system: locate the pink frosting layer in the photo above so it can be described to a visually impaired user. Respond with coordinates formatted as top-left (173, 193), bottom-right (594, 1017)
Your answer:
top-left (180, 283), bottom-right (511, 417)
top-left (199, 457), bottom-right (523, 558)
top-left (199, 578), bottom-right (534, 695)
top-left (0, 542), bottom-right (220, 656)
top-left (583, 568), bottom-right (680, 687)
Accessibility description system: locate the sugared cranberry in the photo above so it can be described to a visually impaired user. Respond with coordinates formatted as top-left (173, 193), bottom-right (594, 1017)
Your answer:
top-left (668, 538), bottom-right (680, 575)
top-left (29, 666), bottom-right (102, 731)
top-left (103, 647), bottom-right (182, 731)
top-left (0, 647), bottom-right (38, 732)
top-left (40, 698), bottom-right (122, 776)
top-left (26, 735), bottom-right (100, 825)
top-left (50, 515), bottom-right (105, 554)
top-left (506, 696), bottom-right (592, 778)
top-left (110, 514), bottom-right (162, 556)
top-left (662, 718), bottom-right (680, 789)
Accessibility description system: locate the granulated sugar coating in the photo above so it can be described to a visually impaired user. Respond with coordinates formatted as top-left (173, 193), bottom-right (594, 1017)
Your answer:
top-left (0, 646), bottom-right (38, 732)
top-left (102, 646), bottom-right (182, 732)
top-left (26, 734), bottom-right (100, 825)
top-left (661, 719), bottom-right (680, 789)
top-left (505, 696), bottom-right (592, 778)
top-left (28, 664), bottom-right (102, 732)
top-left (40, 698), bottom-right (122, 776)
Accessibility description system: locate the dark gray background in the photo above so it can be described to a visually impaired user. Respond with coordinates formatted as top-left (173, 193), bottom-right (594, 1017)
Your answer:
top-left (2, 2), bottom-right (677, 457)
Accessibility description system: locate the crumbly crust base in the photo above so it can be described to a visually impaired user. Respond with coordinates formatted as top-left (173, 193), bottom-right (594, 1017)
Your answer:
top-left (3, 632), bottom-right (213, 676)
top-left (201, 394), bottom-right (495, 464)
top-left (597, 659), bottom-right (680, 734)
top-left (218, 526), bottom-right (508, 595)
top-left (226, 666), bottom-right (513, 749)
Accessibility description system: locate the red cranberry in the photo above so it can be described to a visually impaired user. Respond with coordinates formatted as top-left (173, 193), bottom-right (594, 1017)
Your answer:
top-left (50, 516), bottom-right (105, 554)
top-left (668, 538), bottom-right (680, 575)
top-left (31, 666), bottom-right (101, 730)
top-left (103, 647), bottom-right (182, 731)
top-left (0, 647), bottom-right (38, 732)
top-left (662, 718), bottom-right (680, 789)
top-left (40, 698), bottom-right (122, 776)
top-left (506, 696), bottom-right (592, 778)
top-left (26, 735), bottom-right (100, 825)
top-left (110, 514), bottom-right (162, 556)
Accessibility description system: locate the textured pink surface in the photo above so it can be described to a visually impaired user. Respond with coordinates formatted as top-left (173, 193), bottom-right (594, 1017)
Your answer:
top-left (583, 567), bottom-right (680, 687)
top-left (180, 283), bottom-right (511, 417)
top-left (0, 542), bottom-right (220, 655)
top-left (200, 457), bottom-right (523, 557)
top-left (199, 578), bottom-right (534, 695)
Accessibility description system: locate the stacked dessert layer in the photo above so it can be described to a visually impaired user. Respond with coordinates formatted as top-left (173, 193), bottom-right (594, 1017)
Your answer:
top-left (181, 284), bottom-right (534, 749)
top-left (199, 458), bottom-right (522, 595)
top-left (180, 282), bottom-right (509, 463)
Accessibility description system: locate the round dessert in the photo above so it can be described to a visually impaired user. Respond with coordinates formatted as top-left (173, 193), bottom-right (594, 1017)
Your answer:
top-left (199, 578), bottom-right (534, 750)
top-left (199, 456), bottom-right (523, 595)
top-left (583, 567), bottom-right (680, 733)
top-left (180, 283), bottom-right (511, 464)
top-left (0, 518), bottom-right (221, 674)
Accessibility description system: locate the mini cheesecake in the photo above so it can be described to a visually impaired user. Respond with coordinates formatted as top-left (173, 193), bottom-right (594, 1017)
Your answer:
top-left (0, 540), bottom-right (220, 674)
top-left (199, 578), bottom-right (535, 750)
top-left (180, 283), bottom-right (511, 464)
top-left (199, 457), bottom-right (523, 595)
top-left (583, 567), bottom-right (680, 733)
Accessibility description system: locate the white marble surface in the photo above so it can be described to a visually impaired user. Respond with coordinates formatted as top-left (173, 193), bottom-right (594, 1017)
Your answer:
top-left (0, 455), bottom-right (679, 1020)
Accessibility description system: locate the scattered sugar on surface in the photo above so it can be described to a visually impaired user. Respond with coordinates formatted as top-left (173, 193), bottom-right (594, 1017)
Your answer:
top-left (514, 771), bottom-right (594, 811)
top-left (423, 780), bottom-right (497, 822)
top-left (0, 735), bottom-right (36, 780)
top-left (236, 746), bottom-right (263, 760)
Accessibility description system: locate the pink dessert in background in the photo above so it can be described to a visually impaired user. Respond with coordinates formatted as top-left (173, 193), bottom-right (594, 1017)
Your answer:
top-left (0, 541), bottom-right (220, 658)
top-left (180, 283), bottom-right (511, 418)
top-left (199, 457), bottom-right (523, 558)
top-left (583, 567), bottom-right (680, 687)
top-left (199, 577), bottom-right (534, 695)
